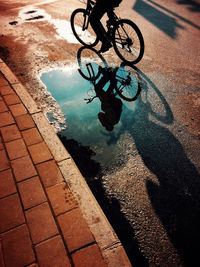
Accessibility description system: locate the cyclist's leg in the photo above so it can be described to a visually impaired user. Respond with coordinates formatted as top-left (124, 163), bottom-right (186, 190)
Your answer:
top-left (106, 68), bottom-right (118, 94)
top-left (94, 73), bottom-right (110, 95)
top-left (89, 4), bottom-right (106, 40)
top-left (89, 2), bottom-right (112, 52)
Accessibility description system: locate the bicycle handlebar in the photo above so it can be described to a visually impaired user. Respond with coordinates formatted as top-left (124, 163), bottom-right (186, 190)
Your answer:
top-left (84, 95), bottom-right (97, 103)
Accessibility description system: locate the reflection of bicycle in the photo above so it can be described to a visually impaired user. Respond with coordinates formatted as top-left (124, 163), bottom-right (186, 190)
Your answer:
top-left (77, 46), bottom-right (141, 102)
top-left (71, 0), bottom-right (144, 64)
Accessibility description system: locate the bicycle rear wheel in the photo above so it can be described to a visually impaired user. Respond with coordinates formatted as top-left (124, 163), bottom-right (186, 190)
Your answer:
top-left (115, 63), bottom-right (141, 101)
top-left (70, 8), bottom-right (99, 47)
top-left (112, 19), bottom-right (144, 64)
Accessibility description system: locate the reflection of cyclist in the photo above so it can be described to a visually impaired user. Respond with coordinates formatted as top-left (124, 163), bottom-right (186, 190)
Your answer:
top-left (95, 67), bottom-right (123, 131)
top-left (89, 0), bottom-right (123, 52)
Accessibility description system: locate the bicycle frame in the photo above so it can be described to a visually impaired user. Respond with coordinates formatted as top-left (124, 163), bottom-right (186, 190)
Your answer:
top-left (85, 63), bottom-right (97, 82)
top-left (81, 0), bottom-right (93, 30)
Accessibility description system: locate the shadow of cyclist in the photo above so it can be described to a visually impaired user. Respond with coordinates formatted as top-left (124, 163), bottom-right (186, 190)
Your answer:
top-left (119, 66), bottom-right (200, 266)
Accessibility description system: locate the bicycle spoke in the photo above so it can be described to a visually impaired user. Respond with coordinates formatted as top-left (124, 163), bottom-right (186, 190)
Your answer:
top-left (113, 19), bottom-right (144, 63)
top-left (71, 9), bottom-right (98, 46)
top-left (77, 47), bottom-right (108, 81)
top-left (115, 64), bottom-right (141, 101)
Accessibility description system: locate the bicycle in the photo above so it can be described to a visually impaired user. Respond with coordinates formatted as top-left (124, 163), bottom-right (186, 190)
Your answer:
top-left (71, 0), bottom-right (144, 64)
top-left (77, 46), bottom-right (141, 102)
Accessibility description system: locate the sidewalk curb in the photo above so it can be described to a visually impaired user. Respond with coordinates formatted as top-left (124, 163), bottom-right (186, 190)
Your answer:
top-left (0, 60), bottom-right (131, 266)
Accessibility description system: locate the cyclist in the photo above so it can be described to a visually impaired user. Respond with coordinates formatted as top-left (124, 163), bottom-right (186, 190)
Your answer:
top-left (89, 0), bottom-right (123, 53)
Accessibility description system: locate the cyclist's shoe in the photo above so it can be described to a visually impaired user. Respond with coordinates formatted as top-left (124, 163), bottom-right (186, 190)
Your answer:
top-left (99, 41), bottom-right (112, 53)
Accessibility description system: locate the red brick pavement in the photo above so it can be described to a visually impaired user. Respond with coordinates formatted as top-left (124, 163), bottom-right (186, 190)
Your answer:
top-left (0, 71), bottom-right (108, 266)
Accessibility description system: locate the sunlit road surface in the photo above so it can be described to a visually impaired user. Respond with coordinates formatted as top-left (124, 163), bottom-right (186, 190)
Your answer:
top-left (0, 0), bottom-right (200, 266)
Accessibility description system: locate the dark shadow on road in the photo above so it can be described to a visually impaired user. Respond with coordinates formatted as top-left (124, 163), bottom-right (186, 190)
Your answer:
top-left (58, 134), bottom-right (149, 267)
top-left (133, 0), bottom-right (200, 38)
top-left (147, 0), bottom-right (200, 29)
top-left (117, 66), bottom-right (200, 266)
top-left (133, 0), bottom-right (184, 38)
top-left (177, 0), bottom-right (200, 12)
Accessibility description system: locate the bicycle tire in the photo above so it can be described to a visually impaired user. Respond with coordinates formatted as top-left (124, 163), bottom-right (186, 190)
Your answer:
top-left (70, 8), bottom-right (99, 47)
top-left (115, 63), bottom-right (141, 101)
top-left (112, 19), bottom-right (144, 64)
top-left (77, 46), bottom-right (108, 81)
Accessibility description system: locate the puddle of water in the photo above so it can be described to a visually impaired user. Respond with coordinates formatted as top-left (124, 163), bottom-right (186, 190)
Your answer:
top-left (19, 6), bottom-right (51, 22)
top-left (40, 64), bottom-right (139, 170)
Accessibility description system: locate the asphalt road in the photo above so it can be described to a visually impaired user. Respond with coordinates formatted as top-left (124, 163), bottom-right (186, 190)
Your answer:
top-left (0, 0), bottom-right (200, 266)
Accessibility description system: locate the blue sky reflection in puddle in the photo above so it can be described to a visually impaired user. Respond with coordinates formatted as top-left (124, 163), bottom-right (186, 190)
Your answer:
top-left (40, 65), bottom-right (139, 167)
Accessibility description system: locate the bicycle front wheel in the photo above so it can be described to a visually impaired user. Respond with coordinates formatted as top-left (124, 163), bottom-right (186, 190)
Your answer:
top-left (70, 8), bottom-right (99, 47)
top-left (77, 46), bottom-right (108, 81)
top-left (115, 63), bottom-right (141, 101)
top-left (112, 19), bottom-right (144, 64)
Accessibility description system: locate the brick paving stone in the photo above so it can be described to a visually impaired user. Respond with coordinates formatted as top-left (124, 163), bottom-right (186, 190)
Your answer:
top-left (18, 176), bottom-right (47, 210)
top-left (36, 160), bottom-right (63, 188)
top-left (0, 111), bottom-right (14, 127)
top-left (0, 135), bottom-right (3, 149)
top-left (22, 127), bottom-right (43, 146)
top-left (0, 85), bottom-right (14, 95)
top-left (0, 240), bottom-right (5, 267)
top-left (0, 193), bottom-right (25, 233)
top-left (0, 224), bottom-right (35, 267)
top-left (11, 155), bottom-right (37, 182)
top-left (0, 135), bottom-right (3, 150)
top-left (28, 142), bottom-right (53, 165)
top-left (0, 150), bottom-right (10, 171)
top-left (0, 100), bottom-right (8, 113)
top-left (57, 208), bottom-right (95, 252)
top-left (5, 139), bottom-right (28, 160)
top-left (9, 103), bottom-right (27, 117)
top-left (15, 114), bottom-right (35, 130)
top-left (0, 124), bottom-right (21, 142)
top-left (3, 94), bottom-right (21, 106)
top-left (25, 202), bottom-right (59, 244)
top-left (35, 235), bottom-right (71, 267)
top-left (72, 244), bottom-right (107, 267)
top-left (46, 182), bottom-right (78, 216)
top-left (0, 169), bottom-right (17, 198)
top-left (0, 75), bottom-right (8, 87)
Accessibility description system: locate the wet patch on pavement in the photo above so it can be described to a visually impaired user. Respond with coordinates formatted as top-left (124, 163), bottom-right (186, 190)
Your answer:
top-left (25, 15), bottom-right (44, 21)
top-left (40, 62), bottom-right (140, 157)
top-left (9, 21), bottom-right (18, 25)
top-left (8, 6), bottom-right (94, 45)
top-left (9, 6), bottom-right (51, 25)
